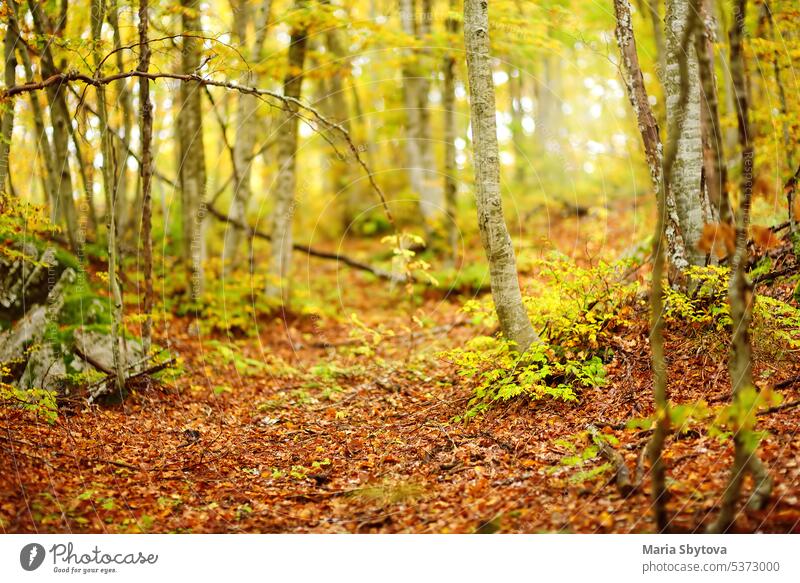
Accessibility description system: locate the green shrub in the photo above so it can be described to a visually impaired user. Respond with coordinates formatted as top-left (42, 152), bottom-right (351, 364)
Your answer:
top-left (445, 255), bottom-right (638, 420)
top-left (664, 265), bottom-right (800, 356)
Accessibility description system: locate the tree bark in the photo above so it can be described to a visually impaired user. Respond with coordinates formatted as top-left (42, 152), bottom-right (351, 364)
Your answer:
top-left (91, 0), bottom-right (127, 394)
top-left (400, 0), bottom-right (444, 237)
top-left (613, 0), bottom-right (688, 277)
top-left (27, 0), bottom-right (79, 249)
top-left (8, 2), bottom-right (58, 209)
top-left (178, 0), bottom-right (208, 300)
top-left (0, 14), bottom-right (17, 194)
top-left (762, 2), bottom-right (795, 232)
top-left (647, 0), bottom-right (667, 76)
top-left (320, 3), bottom-right (355, 232)
top-left (267, 0), bottom-right (308, 303)
top-left (508, 67), bottom-right (526, 186)
top-left (614, 0), bottom-right (676, 532)
top-left (464, 0), bottom-right (538, 354)
top-left (707, 0), bottom-right (772, 533)
top-left (138, 0), bottom-right (154, 359)
top-left (665, 0), bottom-right (710, 268)
top-left (695, 0), bottom-right (732, 224)
top-left (107, 0), bottom-right (133, 236)
top-left (443, 0), bottom-right (460, 266)
top-left (221, 0), bottom-right (272, 273)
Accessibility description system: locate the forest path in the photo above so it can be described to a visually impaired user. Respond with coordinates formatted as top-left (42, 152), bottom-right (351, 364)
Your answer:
top-left (2, 208), bottom-right (800, 533)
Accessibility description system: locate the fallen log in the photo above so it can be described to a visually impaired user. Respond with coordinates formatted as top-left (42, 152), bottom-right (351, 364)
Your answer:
top-left (205, 204), bottom-right (407, 283)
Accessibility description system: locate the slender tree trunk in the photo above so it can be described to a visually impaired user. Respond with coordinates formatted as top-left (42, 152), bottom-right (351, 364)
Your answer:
top-left (665, 0), bottom-right (709, 269)
top-left (178, 0), bottom-right (207, 300)
top-left (67, 120), bottom-right (100, 234)
top-left (613, 0), bottom-right (674, 532)
top-left (464, 0), bottom-right (538, 354)
top-left (417, 0), bottom-right (440, 230)
top-left (267, 0), bottom-right (308, 303)
top-left (91, 0), bottom-right (127, 394)
top-left (648, 0), bottom-right (667, 76)
top-left (696, 0), bottom-right (732, 225)
top-left (614, 0), bottom-right (688, 277)
top-left (0, 16), bottom-right (17, 193)
top-left (443, 0), bottom-right (459, 266)
top-left (320, 4), bottom-right (355, 232)
top-left (708, 0), bottom-right (771, 533)
top-left (8, 3), bottom-right (58, 209)
top-left (107, 0), bottom-right (133, 235)
top-left (400, 0), bottom-right (443, 237)
top-left (536, 48), bottom-right (561, 146)
top-left (715, 1), bottom-right (739, 169)
top-left (138, 0), bottom-right (154, 359)
top-left (347, 81), bottom-right (375, 230)
top-left (222, 0), bottom-right (272, 273)
top-left (762, 2), bottom-right (795, 231)
top-left (28, 0), bottom-right (78, 249)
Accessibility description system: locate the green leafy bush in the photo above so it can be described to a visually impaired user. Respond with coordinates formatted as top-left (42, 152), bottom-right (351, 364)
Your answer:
top-left (445, 256), bottom-right (638, 420)
top-left (664, 265), bottom-right (800, 356)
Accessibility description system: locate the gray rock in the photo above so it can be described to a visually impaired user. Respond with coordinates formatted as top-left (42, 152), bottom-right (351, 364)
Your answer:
top-left (73, 329), bottom-right (144, 373)
top-left (0, 244), bottom-right (61, 321)
top-left (18, 344), bottom-right (87, 392)
top-left (0, 267), bottom-right (76, 366)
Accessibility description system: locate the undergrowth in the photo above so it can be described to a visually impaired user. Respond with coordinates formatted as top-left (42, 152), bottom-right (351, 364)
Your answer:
top-left (444, 255), bottom-right (639, 420)
top-left (664, 265), bottom-right (800, 362)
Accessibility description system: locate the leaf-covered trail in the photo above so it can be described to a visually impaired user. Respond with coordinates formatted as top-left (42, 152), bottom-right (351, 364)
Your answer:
top-left (3, 211), bottom-right (800, 533)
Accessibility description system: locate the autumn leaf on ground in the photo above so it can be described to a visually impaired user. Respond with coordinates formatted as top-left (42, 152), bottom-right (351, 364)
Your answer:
top-left (697, 222), bottom-right (736, 259)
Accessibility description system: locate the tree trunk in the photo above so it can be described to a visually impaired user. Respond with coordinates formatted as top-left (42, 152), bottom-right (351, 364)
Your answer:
top-left (508, 67), bottom-right (526, 185)
top-left (8, 2), bottom-right (58, 209)
top-left (707, 0), bottom-right (771, 533)
top-left (320, 4), bottom-right (355, 232)
top-left (464, 0), bottom-right (538, 354)
top-left (443, 0), bottom-right (460, 266)
top-left (614, 0), bottom-right (675, 532)
top-left (138, 0), bottom-right (154, 359)
top-left (714, 1), bottom-right (739, 178)
top-left (91, 0), bottom-right (127, 394)
top-left (178, 0), bottom-right (208, 300)
top-left (107, 0), bottom-right (133, 236)
top-left (695, 0), bottom-right (732, 225)
top-left (400, 0), bottom-right (444, 237)
top-left (67, 119), bottom-right (100, 235)
top-left (762, 2), bottom-right (795, 232)
top-left (222, 0), bottom-right (272, 273)
top-left (0, 16), bottom-right (17, 193)
top-left (28, 0), bottom-right (78, 249)
top-left (613, 0), bottom-right (688, 276)
top-left (536, 51), bottom-right (561, 146)
top-left (267, 0), bottom-right (308, 303)
top-left (665, 0), bottom-right (709, 269)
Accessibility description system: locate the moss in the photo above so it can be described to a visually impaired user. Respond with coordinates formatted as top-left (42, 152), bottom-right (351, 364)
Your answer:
top-left (58, 288), bottom-right (112, 329)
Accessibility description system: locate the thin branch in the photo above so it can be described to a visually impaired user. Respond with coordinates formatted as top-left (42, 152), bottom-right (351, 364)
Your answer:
top-left (205, 203), bottom-right (406, 282)
top-left (2, 69), bottom-right (396, 228)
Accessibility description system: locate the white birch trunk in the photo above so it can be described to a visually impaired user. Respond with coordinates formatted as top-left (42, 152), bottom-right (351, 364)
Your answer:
top-left (665, 0), bottom-right (710, 268)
